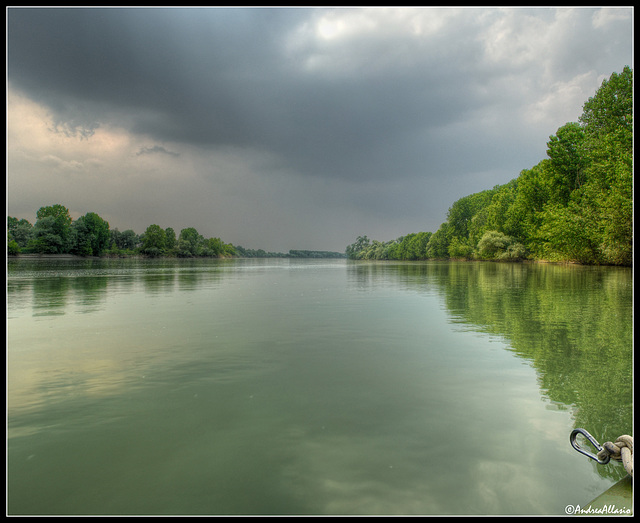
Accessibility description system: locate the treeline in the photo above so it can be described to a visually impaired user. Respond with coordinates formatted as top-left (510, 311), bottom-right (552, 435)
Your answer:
top-left (234, 247), bottom-right (345, 258)
top-left (7, 207), bottom-right (345, 259)
top-left (7, 206), bottom-right (237, 258)
top-left (345, 232), bottom-right (433, 261)
top-left (347, 67), bottom-right (632, 266)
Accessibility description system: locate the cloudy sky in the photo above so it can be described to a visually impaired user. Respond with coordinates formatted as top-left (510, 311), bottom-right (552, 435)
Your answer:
top-left (7, 7), bottom-right (633, 252)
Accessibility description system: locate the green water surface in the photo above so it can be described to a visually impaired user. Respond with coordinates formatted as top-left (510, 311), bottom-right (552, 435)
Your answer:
top-left (7, 258), bottom-right (633, 515)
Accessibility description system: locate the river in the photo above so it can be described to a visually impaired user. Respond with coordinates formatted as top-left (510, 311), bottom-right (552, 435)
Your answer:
top-left (6, 257), bottom-right (633, 515)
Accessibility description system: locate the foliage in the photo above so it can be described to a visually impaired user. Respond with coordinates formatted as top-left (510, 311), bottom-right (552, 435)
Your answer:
top-left (27, 204), bottom-right (73, 253)
top-left (425, 225), bottom-right (450, 259)
top-left (111, 228), bottom-right (140, 252)
top-left (7, 217), bottom-right (33, 249)
top-left (141, 224), bottom-right (167, 257)
top-left (346, 67), bottom-right (633, 266)
top-left (165, 227), bottom-right (176, 252)
top-left (10, 209), bottom-right (259, 259)
top-left (8, 239), bottom-right (20, 255)
top-left (288, 250), bottom-right (346, 258)
top-left (203, 237), bottom-right (236, 257)
top-left (71, 212), bottom-right (111, 256)
top-left (346, 232), bottom-right (432, 261)
top-left (176, 227), bottom-right (204, 257)
top-left (477, 231), bottom-right (525, 261)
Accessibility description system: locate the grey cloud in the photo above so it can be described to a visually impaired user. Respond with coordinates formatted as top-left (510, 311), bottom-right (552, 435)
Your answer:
top-left (136, 145), bottom-right (180, 157)
top-left (7, 8), bottom-right (513, 182)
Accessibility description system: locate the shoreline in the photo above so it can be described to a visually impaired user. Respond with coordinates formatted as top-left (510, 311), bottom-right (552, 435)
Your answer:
top-left (7, 253), bottom-right (630, 267)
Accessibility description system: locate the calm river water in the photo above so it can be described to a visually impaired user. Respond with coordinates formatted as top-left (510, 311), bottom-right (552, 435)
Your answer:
top-left (7, 257), bottom-right (633, 515)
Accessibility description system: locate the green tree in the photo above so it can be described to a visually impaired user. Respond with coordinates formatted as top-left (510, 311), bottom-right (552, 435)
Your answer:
top-left (165, 227), bottom-right (176, 252)
top-left (203, 237), bottom-right (225, 257)
top-left (36, 204), bottom-right (72, 224)
top-left (477, 230), bottom-right (525, 261)
top-left (141, 224), bottom-right (167, 257)
top-left (577, 67), bottom-right (632, 265)
top-left (28, 205), bottom-right (73, 253)
top-left (394, 232), bottom-right (432, 260)
top-left (29, 216), bottom-right (66, 253)
top-left (70, 217), bottom-right (93, 256)
top-left (84, 211), bottom-right (110, 256)
top-left (505, 162), bottom-right (553, 252)
top-left (444, 190), bottom-right (495, 249)
top-left (580, 66), bottom-right (632, 148)
top-left (426, 224), bottom-right (450, 259)
top-left (7, 217), bottom-right (33, 248)
top-left (71, 212), bottom-right (110, 256)
top-left (346, 235), bottom-right (371, 259)
top-left (596, 158), bottom-right (632, 265)
top-left (535, 201), bottom-right (599, 264)
top-left (111, 228), bottom-right (139, 251)
top-left (468, 181), bottom-right (517, 245)
top-left (8, 238), bottom-right (20, 255)
top-left (177, 227), bottom-right (204, 257)
top-left (535, 67), bottom-right (633, 265)
top-left (448, 237), bottom-right (474, 259)
top-left (546, 122), bottom-right (587, 202)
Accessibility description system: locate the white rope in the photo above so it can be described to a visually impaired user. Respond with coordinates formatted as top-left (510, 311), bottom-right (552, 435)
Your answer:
top-left (597, 435), bottom-right (633, 477)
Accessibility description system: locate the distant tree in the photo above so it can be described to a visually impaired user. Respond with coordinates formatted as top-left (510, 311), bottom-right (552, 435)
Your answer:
top-left (8, 238), bottom-right (20, 255)
top-left (426, 225), bottom-right (450, 259)
top-left (111, 228), bottom-right (140, 251)
top-left (176, 227), bottom-right (203, 257)
top-left (141, 224), bottom-right (167, 256)
top-left (445, 190), bottom-right (493, 243)
top-left (36, 204), bottom-right (72, 224)
top-left (165, 227), bottom-right (176, 252)
top-left (7, 217), bottom-right (33, 248)
top-left (28, 205), bottom-right (73, 253)
top-left (345, 235), bottom-right (370, 259)
top-left (29, 216), bottom-right (66, 253)
top-left (201, 237), bottom-right (236, 257)
top-left (70, 217), bottom-right (93, 256)
top-left (71, 212), bottom-right (110, 256)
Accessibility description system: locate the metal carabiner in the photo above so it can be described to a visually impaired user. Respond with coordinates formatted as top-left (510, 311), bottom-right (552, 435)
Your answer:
top-left (570, 428), bottom-right (611, 465)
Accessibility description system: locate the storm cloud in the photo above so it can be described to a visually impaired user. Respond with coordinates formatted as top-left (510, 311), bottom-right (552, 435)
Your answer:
top-left (7, 7), bottom-right (633, 251)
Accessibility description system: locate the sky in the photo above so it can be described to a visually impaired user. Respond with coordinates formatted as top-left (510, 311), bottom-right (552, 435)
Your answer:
top-left (6, 7), bottom-right (633, 253)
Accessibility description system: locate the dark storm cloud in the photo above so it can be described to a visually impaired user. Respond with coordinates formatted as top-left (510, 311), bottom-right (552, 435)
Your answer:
top-left (7, 7), bottom-right (509, 182)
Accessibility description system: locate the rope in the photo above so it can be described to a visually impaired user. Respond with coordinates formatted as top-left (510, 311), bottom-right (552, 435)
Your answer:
top-left (597, 435), bottom-right (633, 477)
